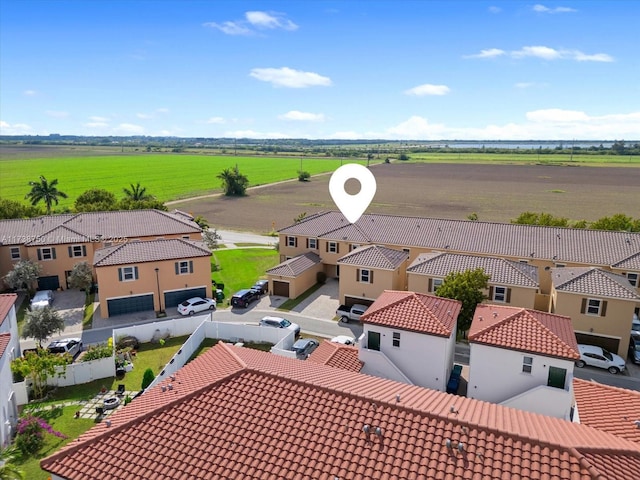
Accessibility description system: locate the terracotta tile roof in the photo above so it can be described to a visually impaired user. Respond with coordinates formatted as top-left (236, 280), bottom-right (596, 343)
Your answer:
top-left (0, 210), bottom-right (200, 247)
top-left (573, 379), bottom-right (640, 444)
top-left (338, 245), bottom-right (408, 270)
top-left (278, 211), bottom-right (640, 267)
top-left (0, 294), bottom-right (17, 327)
top-left (408, 252), bottom-right (539, 287)
top-left (41, 342), bottom-right (640, 480)
top-left (307, 340), bottom-right (363, 372)
top-left (266, 252), bottom-right (321, 277)
top-left (469, 304), bottom-right (580, 360)
top-left (361, 290), bottom-right (461, 337)
top-left (24, 224), bottom-right (91, 246)
top-left (0, 333), bottom-right (11, 358)
top-left (552, 267), bottom-right (640, 300)
top-left (93, 239), bottom-right (211, 266)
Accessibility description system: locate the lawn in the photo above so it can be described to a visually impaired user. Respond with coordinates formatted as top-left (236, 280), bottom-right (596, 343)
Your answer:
top-left (1, 154), bottom-right (371, 209)
top-left (211, 248), bottom-right (279, 299)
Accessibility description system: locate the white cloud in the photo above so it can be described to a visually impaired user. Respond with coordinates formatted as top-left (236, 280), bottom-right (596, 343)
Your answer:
top-left (464, 48), bottom-right (506, 59)
top-left (246, 11), bottom-right (298, 30)
top-left (206, 117), bottom-right (226, 124)
top-left (512, 45), bottom-right (562, 60)
top-left (23, 90), bottom-right (38, 96)
top-left (136, 113), bottom-right (152, 119)
top-left (533, 4), bottom-right (577, 13)
top-left (156, 108), bottom-right (170, 114)
top-left (113, 123), bottom-right (144, 134)
top-left (203, 21), bottom-right (252, 36)
top-left (278, 111), bottom-right (325, 122)
top-left (250, 67), bottom-right (332, 88)
top-left (386, 116), bottom-right (448, 140)
top-left (573, 52), bottom-right (614, 62)
top-left (0, 120), bottom-right (33, 135)
top-left (85, 122), bottom-right (109, 128)
top-left (488, 6), bottom-right (501, 13)
top-left (404, 84), bottom-right (450, 96)
top-left (45, 110), bottom-right (69, 118)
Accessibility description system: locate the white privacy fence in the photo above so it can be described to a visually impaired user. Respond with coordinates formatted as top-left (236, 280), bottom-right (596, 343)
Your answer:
top-left (48, 356), bottom-right (115, 387)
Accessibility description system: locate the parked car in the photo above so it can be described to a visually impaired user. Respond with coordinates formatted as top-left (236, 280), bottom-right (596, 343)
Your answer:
top-left (30, 290), bottom-right (54, 310)
top-left (251, 280), bottom-right (269, 296)
top-left (336, 304), bottom-right (369, 323)
top-left (47, 338), bottom-right (83, 358)
top-left (292, 338), bottom-right (319, 359)
top-left (259, 316), bottom-right (301, 336)
top-left (629, 334), bottom-right (640, 364)
top-left (177, 297), bottom-right (216, 316)
top-left (576, 344), bottom-right (626, 374)
top-left (331, 335), bottom-right (356, 346)
top-left (231, 289), bottom-right (259, 308)
top-left (632, 313), bottom-right (640, 334)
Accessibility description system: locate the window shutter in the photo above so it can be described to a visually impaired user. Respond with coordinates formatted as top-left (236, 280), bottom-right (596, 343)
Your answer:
top-left (175, 262), bottom-right (179, 274)
top-left (326, 242), bottom-right (329, 252)
top-left (68, 246), bottom-right (73, 257)
top-left (82, 245), bottom-right (87, 256)
top-left (428, 278), bottom-right (433, 291)
top-left (52, 247), bottom-right (56, 259)
top-left (370, 271), bottom-right (374, 283)
top-left (356, 269), bottom-right (360, 281)
top-left (336, 244), bottom-right (339, 254)
top-left (489, 286), bottom-right (494, 299)
top-left (306, 238), bottom-right (309, 248)
top-left (37, 249), bottom-right (42, 261)
top-left (118, 268), bottom-right (123, 282)
top-left (294, 237), bottom-right (298, 247)
top-left (134, 266), bottom-right (139, 280)
top-left (506, 288), bottom-right (512, 303)
top-left (189, 260), bottom-right (193, 273)
top-left (580, 298), bottom-right (587, 314)
top-left (600, 301), bottom-right (607, 317)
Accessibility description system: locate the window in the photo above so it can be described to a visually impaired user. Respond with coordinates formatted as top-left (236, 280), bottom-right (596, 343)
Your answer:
top-left (175, 260), bottom-right (193, 275)
top-left (402, 248), bottom-right (410, 254)
top-left (10, 247), bottom-right (20, 260)
top-left (307, 238), bottom-right (317, 249)
top-left (350, 244), bottom-right (360, 251)
top-left (37, 247), bottom-right (56, 261)
top-left (492, 286), bottom-right (508, 303)
top-left (68, 245), bottom-right (86, 258)
top-left (627, 272), bottom-right (639, 287)
top-left (522, 356), bottom-right (533, 374)
top-left (586, 298), bottom-right (602, 316)
top-left (286, 236), bottom-right (297, 247)
top-left (327, 242), bottom-right (338, 253)
top-left (358, 269), bottom-right (373, 283)
top-left (392, 332), bottom-right (401, 348)
top-left (430, 278), bottom-right (443, 293)
top-left (182, 235), bottom-right (190, 240)
top-left (118, 266), bottom-right (139, 282)
top-left (555, 263), bottom-right (566, 268)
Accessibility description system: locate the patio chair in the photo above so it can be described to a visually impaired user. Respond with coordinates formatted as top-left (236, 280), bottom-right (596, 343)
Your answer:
top-left (116, 384), bottom-right (125, 397)
top-left (95, 407), bottom-right (104, 418)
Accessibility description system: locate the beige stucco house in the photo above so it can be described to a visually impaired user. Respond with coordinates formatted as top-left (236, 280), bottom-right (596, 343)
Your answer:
top-left (407, 252), bottom-right (540, 309)
top-left (265, 252), bottom-right (322, 298)
top-left (94, 238), bottom-right (212, 318)
top-left (550, 267), bottom-right (640, 357)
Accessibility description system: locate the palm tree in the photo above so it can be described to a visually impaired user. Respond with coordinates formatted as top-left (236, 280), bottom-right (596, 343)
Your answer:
top-left (0, 445), bottom-right (25, 480)
top-left (25, 176), bottom-right (67, 215)
top-left (123, 182), bottom-right (153, 201)
top-left (217, 166), bottom-right (248, 196)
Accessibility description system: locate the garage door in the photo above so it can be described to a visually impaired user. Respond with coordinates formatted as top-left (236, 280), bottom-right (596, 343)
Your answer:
top-left (37, 275), bottom-right (60, 291)
top-left (164, 287), bottom-right (207, 308)
top-left (273, 281), bottom-right (290, 297)
top-left (107, 294), bottom-right (154, 317)
top-left (344, 296), bottom-right (374, 308)
top-left (575, 333), bottom-right (620, 354)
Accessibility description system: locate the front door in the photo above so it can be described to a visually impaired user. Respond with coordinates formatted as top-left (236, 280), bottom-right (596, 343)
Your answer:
top-left (547, 366), bottom-right (566, 389)
top-left (367, 331), bottom-right (380, 351)
top-left (65, 270), bottom-right (72, 289)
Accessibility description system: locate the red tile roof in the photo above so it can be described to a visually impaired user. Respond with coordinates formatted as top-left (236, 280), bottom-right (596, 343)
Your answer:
top-left (41, 342), bottom-right (640, 480)
top-left (573, 379), bottom-right (640, 444)
top-left (469, 305), bottom-right (580, 360)
top-left (361, 290), bottom-right (461, 337)
top-left (0, 294), bottom-right (17, 327)
top-left (0, 333), bottom-right (11, 358)
top-left (307, 340), bottom-right (363, 372)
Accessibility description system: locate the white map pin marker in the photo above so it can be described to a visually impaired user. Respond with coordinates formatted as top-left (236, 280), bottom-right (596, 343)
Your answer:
top-left (329, 163), bottom-right (377, 223)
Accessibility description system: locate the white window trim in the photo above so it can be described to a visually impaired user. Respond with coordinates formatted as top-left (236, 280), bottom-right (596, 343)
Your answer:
top-left (586, 298), bottom-right (602, 316)
top-left (627, 272), bottom-right (639, 287)
top-left (121, 266), bottom-right (136, 282)
top-left (493, 286), bottom-right (507, 302)
top-left (308, 238), bottom-right (317, 249)
top-left (432, 278), bottom-right (443, 293)
top-left (40, 247), bottom-right (54, 261)
top-left (392, 332), bottom-right (401, 348)
top-left (286, 236), bottom-right (296, 247)
top-left (359, 269), bottom-right (372, 283)
top-left (71, 245), bottom-right (84, 257)
top-left (10, 247), bottom-right (20, 260)
top-left (522, 356), bottom-right (533, 374)
top-left (328, 242), bottom-right (337, 253)
top-left (178, 261), bottom-right (190, 275)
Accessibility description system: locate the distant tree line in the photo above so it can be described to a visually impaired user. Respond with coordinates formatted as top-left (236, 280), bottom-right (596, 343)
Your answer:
top-left (511, 212), bottom-right (640, 231)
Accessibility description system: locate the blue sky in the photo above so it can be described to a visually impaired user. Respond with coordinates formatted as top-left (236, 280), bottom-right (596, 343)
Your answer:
top-left (1, 1), bottom-right (638, 140)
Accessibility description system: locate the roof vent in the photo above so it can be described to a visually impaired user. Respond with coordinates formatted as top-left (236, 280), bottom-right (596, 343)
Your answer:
top-left (457, 442), bottom-right (465, 453)
top-left (478, 316), bottom-right (483, 321)
top-left (168, 384), bottom-right (173, 391)
top-left (363, 424), bottom-right (370, 434)
top-left (450, 405), bottom-right (458, 414)
top-left (105, 420), bottom-right (111, 427)
top-left (170, 375), bottom-right (176, 381)
top-left (396, 394), bottom-right (401, 403)
top-left (530, 252), bottom-right (535, 257)
top-left (635, 420), bottom-right (640, 429)
top-left (557, 234), bottom-right (561, 239)
top-left (374, 427), bottom-right (382, 436)
top-left (445, 439), bottom-right (452, 449)
top-left (492, 312), bottom-right (498, 318)
top-left (161, 386), bottom-right (166, 392)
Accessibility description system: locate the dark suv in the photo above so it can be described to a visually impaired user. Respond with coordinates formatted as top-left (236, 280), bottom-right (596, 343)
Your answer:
top-left (231, 289), bottom-right (259, 308)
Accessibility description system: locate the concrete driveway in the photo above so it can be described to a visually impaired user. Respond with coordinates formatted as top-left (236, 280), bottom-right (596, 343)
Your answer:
top-left (52, 289), bottom-right (86, 334)
top-left (254, 278), bottom-right (340, 321)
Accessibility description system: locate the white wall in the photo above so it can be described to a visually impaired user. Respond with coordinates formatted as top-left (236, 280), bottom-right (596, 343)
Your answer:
top-left (359, 346), bottom-right (414, 385)
top-left (113, 315), bottom-right (206, 344)
top-left (0, 350), bottom-right (18, 446)
top-left (47, 356), bottom-right (116, 388)
top-left (468, 343), bottom-right (574, 416)
top-left (360, 324), bottom-right (451, 391)
top-left (500, 384), bottom-right (574, 419)
top-left (0, 302), bottom-right (20, 358)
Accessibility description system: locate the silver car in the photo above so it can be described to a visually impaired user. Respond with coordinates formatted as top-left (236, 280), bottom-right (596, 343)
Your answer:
top-left (30, 290), bottom-right (54, 310)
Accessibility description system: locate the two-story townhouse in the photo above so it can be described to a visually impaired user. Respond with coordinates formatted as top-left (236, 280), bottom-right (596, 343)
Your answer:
top-left (358, 290), bottom-right (461, 391)
top-left (550, 267), bottom-right (640, 357)
top-left (94, 239), bottom-right (212, 317)
top-left (336, 245), bottom-right (409, 305)
top-left (467, 304), bottom-right (579, 419)
top-left (0, 209), bottom-right (202, 292)
top-left (0, 294), bottom-right (19, 446)
top-left (611, 252), bottom-right (640, 320)
top-left (407, 252), bottom-right (540, 309)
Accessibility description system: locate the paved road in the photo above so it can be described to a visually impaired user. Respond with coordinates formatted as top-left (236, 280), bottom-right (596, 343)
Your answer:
top-left (216, 229), bottom-right (277, 247)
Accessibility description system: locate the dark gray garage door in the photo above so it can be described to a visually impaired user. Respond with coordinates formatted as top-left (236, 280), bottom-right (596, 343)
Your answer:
top-left (164, 287), bottom-right (207, 308)
top-left (344, 296), bottom-right (374, 308)
top-left (575, 333), bottom-right (620, 355)
top-left (272, 281), bottom-right (290, 297)
top-left (107, 294), bottom-right (154, 317)
top-left (37, 275), bottom-right (60, 291)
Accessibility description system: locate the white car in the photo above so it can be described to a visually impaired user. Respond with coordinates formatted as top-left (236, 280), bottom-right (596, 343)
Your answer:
top-left (30, 290), bottom-right (54, 310)
top-left (576, 344), bottom-right (626, 374)
top-left (259, 316), bottom-right (300, 336)
top-left (177, 297), bottom-right (216, 316)
top-left (330, 335), bottom-right (356, 346)
top-left (47, 338), bottom-right (83, 358)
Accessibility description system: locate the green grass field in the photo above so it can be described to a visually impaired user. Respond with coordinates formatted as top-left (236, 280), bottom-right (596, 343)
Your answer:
top-left (210, 248), bottom-right (279, 299)
top-left (1, 155), bottom-right (370, 209)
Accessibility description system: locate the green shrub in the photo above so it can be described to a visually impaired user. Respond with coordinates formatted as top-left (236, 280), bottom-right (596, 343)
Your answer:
top-left (141, 368), bottom-right (155, 390)
top-left (81, 343), bottom-right (112, 362)
top-left (297, 170), bottom-right (311, 181)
